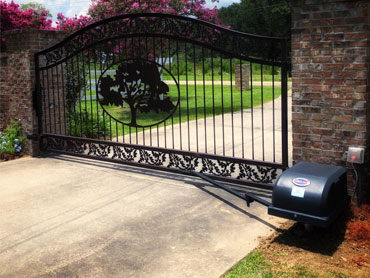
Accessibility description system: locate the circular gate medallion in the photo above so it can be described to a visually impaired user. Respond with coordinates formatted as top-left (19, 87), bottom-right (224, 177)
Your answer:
top-left (97, 59), bottom-right (179, 128)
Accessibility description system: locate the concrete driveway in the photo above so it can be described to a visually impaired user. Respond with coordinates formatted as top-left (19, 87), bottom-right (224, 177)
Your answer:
top-left (0, 155), bottom-right (283, 278)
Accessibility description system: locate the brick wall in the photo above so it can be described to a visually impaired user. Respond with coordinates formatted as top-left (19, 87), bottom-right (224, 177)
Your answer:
top-left (291, 0), bottom-right (370, 185)
top-left (0, 30), bottom-right (66, 155)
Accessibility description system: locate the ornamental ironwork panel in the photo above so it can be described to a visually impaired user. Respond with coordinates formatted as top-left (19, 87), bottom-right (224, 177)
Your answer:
top-left (42, 135), bottom-right (280, 186)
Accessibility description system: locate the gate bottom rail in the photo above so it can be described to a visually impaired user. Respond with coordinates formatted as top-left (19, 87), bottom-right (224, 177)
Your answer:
top-left (41, 133), bottom-right (284, 190)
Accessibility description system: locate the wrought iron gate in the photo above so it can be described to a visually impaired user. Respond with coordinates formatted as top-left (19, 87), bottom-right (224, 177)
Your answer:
top-left (35, 13), bottom-right (289, 189)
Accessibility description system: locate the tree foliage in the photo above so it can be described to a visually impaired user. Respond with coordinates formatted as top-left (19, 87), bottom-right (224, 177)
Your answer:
top-left (0, 1), bottom-right (53, 33)
top-left (20, 2), bottom-right (51, 18)
top-left (57, 0), bottom-right (222, 33)
top-left (1, 1), bottom-right (222, 37)
top-left (218, 0), bottom-right (291, 38)
top-left (0, 1), bottom-right (54, 50)
top-left (88, 0), bottom-right (220, 22)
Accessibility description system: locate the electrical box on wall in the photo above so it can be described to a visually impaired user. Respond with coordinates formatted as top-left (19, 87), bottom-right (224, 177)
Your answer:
top-left (347, 147), bottom-right (365, 164)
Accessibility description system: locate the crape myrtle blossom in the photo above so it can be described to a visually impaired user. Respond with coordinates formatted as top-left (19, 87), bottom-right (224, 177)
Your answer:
top-left (0, 1), bottom-right (54, 46)
top-left (1, 0), bottom-right (221, 45)
top-left (57, 0), bottom-right (222, 33)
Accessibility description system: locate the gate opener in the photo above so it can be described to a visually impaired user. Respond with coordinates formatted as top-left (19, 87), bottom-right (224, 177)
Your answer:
top-left (189, 161), bottom-right (349, 227)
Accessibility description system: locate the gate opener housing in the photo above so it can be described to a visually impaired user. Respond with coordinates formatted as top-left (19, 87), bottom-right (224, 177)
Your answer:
top-left (190, 161), bottom-right (349, 228)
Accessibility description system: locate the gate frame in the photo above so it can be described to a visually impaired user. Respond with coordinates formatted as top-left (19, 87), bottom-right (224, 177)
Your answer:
top-left (34, 13), bottom-right (289, 190)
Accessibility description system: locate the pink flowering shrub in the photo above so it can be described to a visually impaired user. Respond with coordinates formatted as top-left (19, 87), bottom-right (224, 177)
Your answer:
top-left (57, 0), bottom-right (222, 33)
top-left (0, 1), bottom-right (54, 49)
top-left (1, 0), bottom-right (221, 37)
top-left (1, 0), bottom-right (222, 50)
top-left (56, 13), bottom-right (92, 33)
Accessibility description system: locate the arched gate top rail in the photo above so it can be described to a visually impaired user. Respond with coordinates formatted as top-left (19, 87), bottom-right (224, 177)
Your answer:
top-left (36, 13), bottom-right (288, 67)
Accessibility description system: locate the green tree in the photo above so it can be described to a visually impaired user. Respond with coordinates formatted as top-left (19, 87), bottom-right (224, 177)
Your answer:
top-left (218, 0), bottom-right (291, 38)
top-left (20, 2), bottom-right (51, 18)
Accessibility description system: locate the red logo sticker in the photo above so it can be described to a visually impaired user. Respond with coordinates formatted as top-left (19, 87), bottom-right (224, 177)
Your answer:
top-left (292, 177), bottom-right (311, 187)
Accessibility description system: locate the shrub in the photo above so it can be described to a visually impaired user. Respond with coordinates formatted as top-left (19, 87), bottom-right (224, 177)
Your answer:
top-left (346, 204), bottom-right (370, 247)
top-left (67, 110), bottom-right (109, 138)
top-left (0, 120), bottom-right (26, 157)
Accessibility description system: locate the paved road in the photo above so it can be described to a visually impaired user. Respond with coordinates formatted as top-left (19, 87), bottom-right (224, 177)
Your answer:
top-left (0, 156), bottom-right (284, 278)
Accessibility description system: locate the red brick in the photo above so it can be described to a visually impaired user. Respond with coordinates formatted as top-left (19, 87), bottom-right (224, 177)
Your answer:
top-left (333, 115), bottom-right (353, 122)
top-left (302, 120), bottom-right (322, 127)
top-left (302, 149), bottom-right (322, 156)
top-left (344, 63), bottom-right (367, 70)
top-left (323, 92), bottom-right (344, 99)
top-left (303, 78), bottom-right (322, 84)
top-left (343, 124), bottom-right (366, 131)
top-left (344, 32), bottom-right (368, 40)
top-left (332, 86), bottom-right (355, 93)
top-left (301, 107), bottom-right (322, 113)
top-left (354, 71), bottom-right (368, 78)
top-left (349, 40), bottom-right (369, 47)
top-left (303, 93), bottom-right (322, 99)
top-left (292, 113), bottom-right (310, 120)
top-left (311, 114), bottom-right (332, 121)
top-left (323, 79), bottom-right (344, 85)
top-left (312, 85), bottom-right (331, 91)
top-left (312, 128), bottom-right (333, 136)
top-left (322, 64), bottom-right (344, 70)
top-left (345, 79), bottom-right (367, 85)
top-left (323, 34), bottom-right (344, 41)
top-left (346, 17), bottom-right (368, 24)
top-left (333, 71), bottom-right (356, 78)
top-left (312, 41), bottom-right (332, 48)
top-left (322, 49), bottom-right (344, 55)
top-left (312, 57), bottom-right (332, 63)
top-left (322, 150), bottom-right (343, 158)
top-left (332, 100), bottom-right (353, 107)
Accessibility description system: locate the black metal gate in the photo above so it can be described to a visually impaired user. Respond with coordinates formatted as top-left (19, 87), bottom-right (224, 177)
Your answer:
top-left (35, 13), bottom-right (289, 189)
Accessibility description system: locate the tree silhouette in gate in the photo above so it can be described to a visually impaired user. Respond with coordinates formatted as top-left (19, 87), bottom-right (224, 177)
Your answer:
top-left (99, 61), bottom-right (175, 127)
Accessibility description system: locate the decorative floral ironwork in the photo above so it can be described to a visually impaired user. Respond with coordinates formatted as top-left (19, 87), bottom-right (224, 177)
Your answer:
top-left (43, 136), bottom-right (281, 185)
top-left (112, 146), bottom-right (137, 161)
top-left (237, 163), bottom-right (278, 184)
top-left (168, 153), bottom-right (198, 171)
top-left (200, 158), bottom-right (235, 177)
top-left (138, 150), bottom-right (166, 166)
top-left (87, 143), bottom-right (111, 157)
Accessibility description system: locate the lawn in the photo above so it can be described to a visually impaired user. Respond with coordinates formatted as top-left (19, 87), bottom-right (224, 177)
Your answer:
top-left (72, 84), bottom-right (281, 139)
top-left (222, 251), bottom-right (346, 278)
top-left (162, 73), bottom-right (282, 82)
top-left (222, 204), bottom-right (370, 278)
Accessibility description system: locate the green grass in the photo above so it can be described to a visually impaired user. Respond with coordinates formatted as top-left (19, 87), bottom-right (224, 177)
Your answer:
top-left (88, 74), bottom-right (284, 82)
top-left (222, 251), bottom-right (347, 278)
top-left (76, 84), bottom-right (280, 138)
top-left (223, 251), bottom-right (273, 278)
top-left (162, 73), bottom-right (282, 82)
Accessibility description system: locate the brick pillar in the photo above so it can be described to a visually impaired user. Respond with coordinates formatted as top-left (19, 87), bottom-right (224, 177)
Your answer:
top-left (234, 64), bottom-right (250, 90)
top-left (291, 0), bottom-right (370, 185)
top-left (0, 30), bottom-right (66, 155)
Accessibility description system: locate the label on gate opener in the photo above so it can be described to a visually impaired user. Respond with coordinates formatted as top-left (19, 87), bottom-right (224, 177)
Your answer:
top-left (291, 186), bottom-right (305, 198)
top-left (291, 177), bottom-right (310, 198)
top-left (292, 177), bottom-right (311, 187)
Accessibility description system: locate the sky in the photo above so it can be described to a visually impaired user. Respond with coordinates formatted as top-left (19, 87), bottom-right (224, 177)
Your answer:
top-left (12, 0), bottom-right (241, 24)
